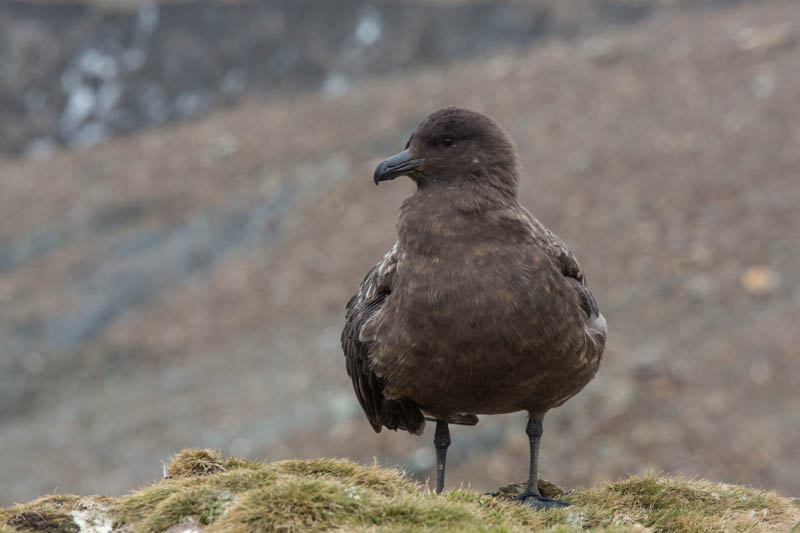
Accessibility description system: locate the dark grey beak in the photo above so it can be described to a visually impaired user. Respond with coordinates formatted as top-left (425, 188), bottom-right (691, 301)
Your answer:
top-left (373, 149), bottom-right (426, 185)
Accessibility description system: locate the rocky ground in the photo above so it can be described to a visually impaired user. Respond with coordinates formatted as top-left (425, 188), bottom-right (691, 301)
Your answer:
top-left (1, 0), bottom-right (799, 507)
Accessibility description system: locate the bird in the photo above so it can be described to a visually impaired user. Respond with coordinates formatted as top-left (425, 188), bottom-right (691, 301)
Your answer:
top-left (341, 106), bottom-right (607, 508)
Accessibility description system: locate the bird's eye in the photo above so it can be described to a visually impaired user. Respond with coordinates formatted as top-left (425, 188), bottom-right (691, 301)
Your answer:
top-left (442, 136), bottom-right (454, 147)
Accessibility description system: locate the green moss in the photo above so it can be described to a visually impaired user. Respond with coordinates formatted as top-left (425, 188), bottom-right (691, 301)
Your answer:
top-left (366, 493), bottom-right (478, 528)
top-left (223, 457), bottom-right (262, 471)
top-left (214, 476), bottom-right (372, 532)
top-left (570, 473), bottom-right (788, 532)
top-left (205, 468), bottom-right (278, 492)
top-left (274, 457), bottom-right (415, 497)
top-left (444, 489), bottom-right (546, 530)
top-left (141, 486), bottom-right (232, 532)
top-left (213, 474), bottom-right (536, 533)
top-left (4, 450), bottom-right (798, 533)
top-left (111, 484), bottom-right (182, 529)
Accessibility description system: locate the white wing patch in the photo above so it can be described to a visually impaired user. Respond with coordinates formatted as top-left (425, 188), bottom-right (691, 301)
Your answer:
top-left (360, 242), bottom-right (398, 302)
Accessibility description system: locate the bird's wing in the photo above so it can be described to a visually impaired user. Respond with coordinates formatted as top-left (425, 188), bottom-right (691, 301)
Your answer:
top-left (520, 208), bottom-right (600, 319)
top-left (342, 245), bottom-right (426, 434)
top-left (342, 244), bottom-right (424, 434)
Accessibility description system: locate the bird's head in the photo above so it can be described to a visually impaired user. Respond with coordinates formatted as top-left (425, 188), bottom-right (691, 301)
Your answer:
top-left (373, 107), bottom-right (520, 198)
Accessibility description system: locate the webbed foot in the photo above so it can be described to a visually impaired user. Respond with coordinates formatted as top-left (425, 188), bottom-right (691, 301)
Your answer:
top-left (516, 491), bottom-right (570, 509)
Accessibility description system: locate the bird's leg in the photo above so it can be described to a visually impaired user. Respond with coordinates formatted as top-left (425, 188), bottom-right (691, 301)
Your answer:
top-left (434, 420), bottom-right (451, 494)
top-left (517, 413), bottom-right (570, 509)
top-left (524, 414), bottom-right (544, 496)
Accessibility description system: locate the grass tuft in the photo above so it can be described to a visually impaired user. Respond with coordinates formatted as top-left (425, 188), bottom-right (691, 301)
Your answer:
top-left (0, 495), bottom-right (84, 533)
top-left (273, 457), bottom-right (415, 497)
top-left (204, 468), bottom-right (278, 493)
top-left (5, 511), bottom-right (78, 533)
top-left (214, 476), bottom-right (371, 532)
top-left (140, 486), bottom-right (232, 532)
top-left (165, 448), bottom-right (227, 478)
top-left (571, 473), bottom-right (790, 532)
top-left (111, 485), bottom-right (180, 529)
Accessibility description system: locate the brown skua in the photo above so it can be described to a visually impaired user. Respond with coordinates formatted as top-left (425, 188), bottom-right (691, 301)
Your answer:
top-left (342, 107), bottom-right (607, 508)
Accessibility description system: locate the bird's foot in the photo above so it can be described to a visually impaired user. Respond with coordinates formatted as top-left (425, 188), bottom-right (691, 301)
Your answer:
top-left (516, 491), bottom-right (570, 509)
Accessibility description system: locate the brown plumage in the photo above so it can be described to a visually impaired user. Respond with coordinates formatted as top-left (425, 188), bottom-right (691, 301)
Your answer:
top-left (341, 107), bottom-right (607, 507)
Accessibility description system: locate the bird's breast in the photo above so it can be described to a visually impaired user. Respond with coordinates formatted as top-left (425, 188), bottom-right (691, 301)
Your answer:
top-left (373, 240), bottom-right (597, 415)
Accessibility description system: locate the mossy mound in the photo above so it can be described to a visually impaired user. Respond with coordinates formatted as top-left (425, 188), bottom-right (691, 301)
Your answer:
top-left (2, 449), bottom-right (798, 532)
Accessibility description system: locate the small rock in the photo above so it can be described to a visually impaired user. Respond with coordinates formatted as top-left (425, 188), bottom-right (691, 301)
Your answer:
top-left (355, 11), bottom-right (381, 47)
top-left (136, 1), bottom-right (160, 37)
top-left (72, 122), bottom-right (107, 149)
top-left (740, 266), bottom-right (780, 295)
top-left (78, 49), bottom-right (118, 80)
top-left (61, 85), bottom-right (96, 130)
top-left (686, 273), bottom-right (713, 299)
top-left (322, 73), bottom-right (350, 98)
top-left (411, 446), bottom-right (434, 471)
top-left (25, 137), bottom-right (56, 159)
top-left (752, 73), bottom-right (776, 99)
top-left (736, 24), bottom-right (797, 54)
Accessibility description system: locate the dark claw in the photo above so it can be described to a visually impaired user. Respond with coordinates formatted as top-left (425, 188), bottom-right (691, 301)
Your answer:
top-left (516, 491), bottom-right (571, 509)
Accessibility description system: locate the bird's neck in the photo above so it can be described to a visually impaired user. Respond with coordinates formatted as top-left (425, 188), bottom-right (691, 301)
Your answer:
top-left (396, 182), bottom-right (523, 256)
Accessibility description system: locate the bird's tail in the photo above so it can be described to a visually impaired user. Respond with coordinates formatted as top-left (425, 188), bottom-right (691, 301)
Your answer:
top-left (588, 312), bottom-right (608, 347)
top-left (424, 413), bottom-right (479, 426)
top-left (589, 312), bottom-right (607, 335)
top-left (380, 398), bottom-right (426, 435)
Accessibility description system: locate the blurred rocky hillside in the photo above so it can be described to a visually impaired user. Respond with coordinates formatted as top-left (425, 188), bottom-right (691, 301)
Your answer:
top-left (1, 0), bottom-right (743, 157)
top-left (1, 0), bottom-right (799, 507)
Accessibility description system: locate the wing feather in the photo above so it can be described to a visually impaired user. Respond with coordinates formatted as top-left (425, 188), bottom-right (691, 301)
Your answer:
top-left (341, 244), bottom-right (425, 434)
top-left (520, 207), bottom-right (602, 320)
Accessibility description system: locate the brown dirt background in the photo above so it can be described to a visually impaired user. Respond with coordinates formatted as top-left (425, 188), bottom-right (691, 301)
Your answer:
top-left (1, 0), bottom-right (798, 505)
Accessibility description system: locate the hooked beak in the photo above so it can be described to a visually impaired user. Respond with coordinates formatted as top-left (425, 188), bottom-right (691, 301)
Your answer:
top-left (373, 149), bottom-right (426, 185)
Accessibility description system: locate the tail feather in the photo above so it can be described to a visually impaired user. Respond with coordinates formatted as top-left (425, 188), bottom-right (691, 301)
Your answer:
top-left (589, 312), bottom-right (607, 338)
top-left (424, 413), bottom-right (479, 426)
top-left (380, 399), bottom-right (426, 435)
